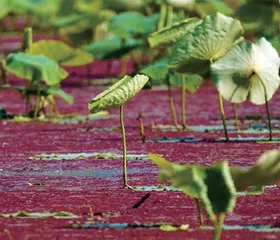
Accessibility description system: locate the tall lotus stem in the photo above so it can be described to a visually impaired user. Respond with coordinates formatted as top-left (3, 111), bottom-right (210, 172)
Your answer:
top-left (166, 5), bottom-right (174, 27)
top-left (120, 105), bottom-right (129, 188)
top-left (195, 199), bottom-right (204, 226)
top-left (1, 62), bottom-right (7, 85)
top-left (158, 4), bottom-right (167, 30)
top-left (218, 93), bottom-right (229, 141)
top-left (233, 103), bottom-right (239, 131)
top-left (181, 75), bottom-right (187, 129)
top-left (34, 84), bottom-right (41, 119)
top-left (167, 78), bottom-right (179, 127)
top-left (22, 27), bottom-right (33, 52)
top-left (213, 213), bottom-right (226, 240)
top-left (260, 80), bottom-right (272, 141)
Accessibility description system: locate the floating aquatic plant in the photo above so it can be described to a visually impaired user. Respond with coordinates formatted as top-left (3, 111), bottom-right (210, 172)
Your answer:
top-left (88, 74), bottom-right (149, 188)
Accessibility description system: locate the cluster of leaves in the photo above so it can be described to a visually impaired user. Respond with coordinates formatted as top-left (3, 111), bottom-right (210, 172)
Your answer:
top-left (0, 28), bottom-right (93, 118)
top-left (149, 150), bottom-right (280, 238)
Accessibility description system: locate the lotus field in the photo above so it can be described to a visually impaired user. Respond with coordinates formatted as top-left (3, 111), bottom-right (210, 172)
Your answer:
top-left (1, 0), bottom-right (280, 239)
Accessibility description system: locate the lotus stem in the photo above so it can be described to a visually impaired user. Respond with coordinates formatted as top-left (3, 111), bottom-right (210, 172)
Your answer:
top-left (167, 80), bottom-right (179, 127)
top-left (166, 5), bottom-right (174, 27)
top-left (22, 27), bottom-right (33, 52)
top-left (120, 105), bottom-right (129, 188)
top-left (213, 213), bottom-right (226, 240)
top-left (158, 4), bottom-right (167, 30)
top-left (179, 9), bottom-right (185, 20)
top-left (181, 75), bottom-right (187, 129)
top-left (260, 80), bottom-right (272, 141)
top-left (195, 198), bottom-right (204, 226)
top-left (1, 62), bottom-right (7, 85)
top-left (233, 103), bottom-right (239, 131)
top-left (34, 84), bottom-right (41, 119)
top-left (218, 93), bottom-right (229, 141)
top-left (137, 112), bottom-right (146, 143)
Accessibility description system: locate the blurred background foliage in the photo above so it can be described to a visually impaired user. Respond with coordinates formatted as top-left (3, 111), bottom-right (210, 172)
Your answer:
top-left (0, 0), bottom-right (279, 51)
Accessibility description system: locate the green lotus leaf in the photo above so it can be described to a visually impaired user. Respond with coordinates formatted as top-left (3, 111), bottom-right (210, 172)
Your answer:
top-left (169, 12), bottom-right (244, 75)
top-left (88, 74), bottom-right (149, 113)
top-left (169, 74), bottom-right (203, 93)
top-left (140, 58), bottom-right (169, 81)
top-left (211, 38), bottom-right (280, 105)
top-left (28, 40), bottom-right (93, 67)
top-left (109, 12), bottom-right (159, 39)
top-left (271, 36), bottom-right (280, 53)
top-left (6, 53), bottom-right (68, 86)
top-left (195, 0), bottom-right (234, 17)
top-left (83, 37), bottom-right (144, 60)
top-left (0, 0), bottom-right (9, 19)
top-left (10, 0), bottom-right (59, 16)
top-left (148, 154), bottom-right (236, 220)
top-left (47, 88), bottom-right (74, 104)
top-left (231, 150), bottom-right (280, 191)
top-left (148, 18), bottom-right (201, 48)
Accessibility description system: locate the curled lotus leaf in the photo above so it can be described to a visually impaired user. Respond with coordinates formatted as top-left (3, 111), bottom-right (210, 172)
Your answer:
top-left (148, 18), bottom-right (201, 48)
top-left (169, 12), bottom-right (244, 75)
top-left (88, 74), bottom-right (149, 113)
top-left (28, 40), bottom-right (93, 66)
top-left (5, 53), bottom-right (68, 86)
top-left (211, 38), bottom-right (280, 105)
top-left (231, 150), bottom-right (280, 190)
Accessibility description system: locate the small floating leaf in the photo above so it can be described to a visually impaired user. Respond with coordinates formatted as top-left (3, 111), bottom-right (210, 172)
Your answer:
top-left (88, 74), bottom-right (149, 113)
top-left (28, 40), bottom-right (93, 66)
top-left (160, 224), bottom-right (189, 231)
top-left (148, 18), bottom-right (201, 48)
top-left (212, 38), bottom-right (280, 105)
top-left (169, 12), bottom-right (244, 75)
top-left (5, 53), bottom-right (68, 85)
top-left (0, 211), bottom-right (77, 218)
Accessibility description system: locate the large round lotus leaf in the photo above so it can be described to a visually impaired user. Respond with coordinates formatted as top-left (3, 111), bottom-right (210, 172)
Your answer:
top-left (83, 37), bottom-right (144, 60)
top-left (88, 74), bottom-right (149, 113)
top-left (148, 18), bottom-right (201, 48)
top-left (28, 40), bottom-right (93, 67)
top-left (169, 12), bottom-right (244, 75)
top-left (6, 53), bottom-right (68, 86)
top-left (211, 38), bottom-right (280, 105)
top-left (109, 12), bottom-right (159, 39)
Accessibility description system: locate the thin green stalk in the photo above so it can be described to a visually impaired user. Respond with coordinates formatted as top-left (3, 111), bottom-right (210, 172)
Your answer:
top-left (1, 62), bottom-right (7, 85)
top-left (167, 80), bottom-right (179, 127)
top-left (166, 5), bottom-right (174, 27)
top-left (22, 27), bottom-right (33, 52)
top-left (211, 57), bottom-right (228, 141)
top-left (179, 9), bottom-right (185, 20)
top-left (233, 103), bottom-right (239, 131)
top-left (195, 199), bottom-right (204, 226)
top-left (34, 84), bottom-right (41, 119)
top-left (213, 213), bottom-right (226, 240)
top-left (181, 75), bottom-right (187, 129)
top-left (158, 4), bottom-right (167, 30)
top-left (218, 93), bottom-right (229, 141)
top-left (120, 105), bottom-right (130, 188)
top-left (260, 80), bottom-right (272, 141)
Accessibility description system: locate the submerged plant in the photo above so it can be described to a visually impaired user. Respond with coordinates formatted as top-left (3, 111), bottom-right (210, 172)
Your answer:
top-left (169, 12), bottom-right (244, 140)
top-left (149, 149), bottom-right (280, 240)
top-left (212, 38), bottom-right (280, 140)
top-left (88, 74), bottom-right (149, 188)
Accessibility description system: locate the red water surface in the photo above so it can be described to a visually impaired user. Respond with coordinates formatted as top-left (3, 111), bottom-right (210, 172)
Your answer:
top-left (1, 75), bottom-right (280, 240)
